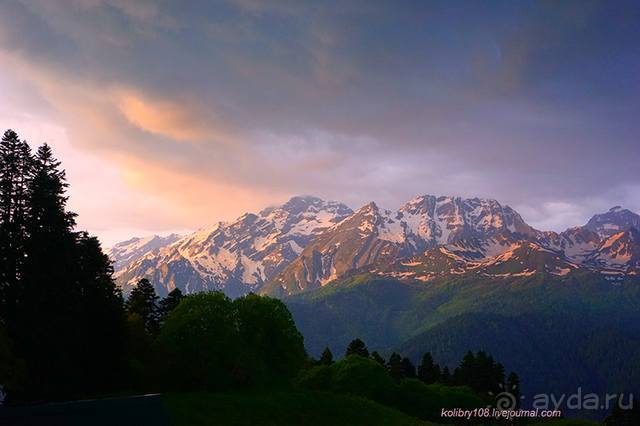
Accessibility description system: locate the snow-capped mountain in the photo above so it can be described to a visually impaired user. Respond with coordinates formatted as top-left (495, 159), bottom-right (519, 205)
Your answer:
top-left (113, 196), bottom-right (352, 296)
top-left (584, 206), bottom-right (640, 238)
top-left (584, 228), bottom-right (640, 274)
top-left (539, 226), bottom-right (601, 264)
top-left (263, 195), bottom-right (541, 295)
top-left (541, 206), bottom-right (640, 273)
top-left (107, 233), bottom-right (182, 272)
top-left (379, 239), bottom-right (580, 283)
top-left (263, 199), bottom-right (640, 295)
top-left (109, 194), bottom-right (640, 297)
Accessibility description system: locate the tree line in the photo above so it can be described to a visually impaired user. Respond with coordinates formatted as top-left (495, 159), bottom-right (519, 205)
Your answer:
top-left (123, 278), bottom-right (305, 391)
top-left (318, 338), bottom-right (519, 401)
top-left (0, 129), bottom-right (305, 401)
top-left (0, 129), bottom-right (126, 400)
top-left (297, 339), bottom-right (523, 422)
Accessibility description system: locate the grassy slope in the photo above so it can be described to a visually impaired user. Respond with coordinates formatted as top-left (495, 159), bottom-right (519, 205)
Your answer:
top-left (285, 272), bottom-right (640, 420)
top-left (164, 391), bottom-right (433, 426)
top-left (287, 272), bottom-right (640, 356)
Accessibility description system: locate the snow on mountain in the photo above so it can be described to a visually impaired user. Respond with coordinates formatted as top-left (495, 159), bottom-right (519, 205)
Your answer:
top-left (263, 195), bottom-right (542, 296)
top-left (111, 196), bottom-right (640, 298)
top-left (474, 241), bottom-right (579, 277)
top-left (113, 196), bottom-right (353, 297)
top-left (584, 206), bottom-right (640, 238)
top-left (535, 207), bottom-right (640, 275)
top-left (396, 195), bottom-right (538, 247)
top-left (370, 207), bottom-right (640, 285)
top-left (584, 228), bottom-right (640, 274)
top-left (107, 233), bottom-right (182, 272)
top-left (370, 238), bottom-right (580, 284)
top-left (538, 226), bottom-right (601, 263)
top-left (262, 201), bottom-right (404, 296)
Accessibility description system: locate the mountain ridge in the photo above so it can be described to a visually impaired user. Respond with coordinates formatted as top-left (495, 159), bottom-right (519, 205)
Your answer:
top-left (108, 194), bottom-right (640, 297)
top-left (112, 195), bottom-right (353, 296)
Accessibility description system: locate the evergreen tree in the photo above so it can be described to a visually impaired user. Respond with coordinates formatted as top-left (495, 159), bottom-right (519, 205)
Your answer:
top-left (0, 135), bottom-right (127, 400)
top-left (345, 338), bottom-right (369, 358)
top-left (453, 351), bottom-right (475, 387)
top-left (0, 130), bottom-right (33, 326)
top-left (126, 279), bottom-right (160, 336)
top-left (370, 351), bottom-right (386, 366)
top-left (319, 347), bottom-right (333, 365)
top-left (418, 352), bottom-right (441, 384)
top-left (441, 366), bottom-right (451, 384)
top-left (18, 143), bottom-right (80, 398)
top-left (453, 350), bottom-right (506, 395)
top-left (73, 233), bottom-right (127, 389)
top-left (401, 357), bottom-right (416, 378)
top-left (159, 287), bottom-right (184, 323)
top-left (387, 352), bottom-right (403, 380)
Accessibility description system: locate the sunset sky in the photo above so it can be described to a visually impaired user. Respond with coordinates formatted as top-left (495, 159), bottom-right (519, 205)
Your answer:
top-left (1, 0), bottom-right (639, 246)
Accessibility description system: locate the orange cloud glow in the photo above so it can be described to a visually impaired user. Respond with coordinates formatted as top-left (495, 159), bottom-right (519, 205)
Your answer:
top-left (113, 151), bottom-right (289, 226)
top-left (116, 90), bottom-right (236, 145)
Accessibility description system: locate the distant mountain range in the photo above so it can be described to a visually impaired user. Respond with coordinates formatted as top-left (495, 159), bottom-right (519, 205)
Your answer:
top-left (108, 195), bottom-right (640, 297)
top-left (107, 195), bottom-right (640, 416)
top-left (109, 196), bottom-right (353, 297)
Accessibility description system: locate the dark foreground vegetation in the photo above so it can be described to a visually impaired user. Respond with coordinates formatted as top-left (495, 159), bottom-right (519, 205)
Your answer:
top-left (0, 129), bottom-right (632, 424)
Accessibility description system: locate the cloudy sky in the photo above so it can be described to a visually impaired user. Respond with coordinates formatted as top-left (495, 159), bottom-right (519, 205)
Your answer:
top-left (1, 0), bottom-right (639, 246)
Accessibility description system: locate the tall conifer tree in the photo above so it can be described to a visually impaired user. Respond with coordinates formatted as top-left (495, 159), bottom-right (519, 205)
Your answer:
top-left (159, 287), bottom-right (184, 323)
top-left (18, 144), bottom-right (80, 397)
top-left (0, 130), bottom-right (33, 326)
top-left (126, 278), bottom-right (160, 336)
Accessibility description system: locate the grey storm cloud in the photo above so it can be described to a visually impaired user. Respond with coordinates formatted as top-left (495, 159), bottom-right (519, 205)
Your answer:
top-left (0, 0), bottom-right (639, 240)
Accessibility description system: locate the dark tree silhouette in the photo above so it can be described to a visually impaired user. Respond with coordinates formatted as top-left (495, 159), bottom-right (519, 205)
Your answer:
top-left (370, 351), bottom-right (385, 366)
top-left (0, 130), bottom-right (32, 327)
top-left (345, 338), bottom-right (369, 358)
top-left (441, 366), bottom-right (451, 384)
top-left (418, 352), bottom-right (441, 384)
top-left (401, 357), bottom-right (416, 378)
top-left (18, 143), bottom-right (82, 398)
top-left (387, 352), bottom-right (403, 380)
top-left (453, 351), bottom-right (507, 395)
top-left (159, 287), bottom-right (184, 322)
top-left (73, 232), bottom-right (127, 390)
top-left (319, 347), bottom-right (333, 365)
top-left (1, 137), bottom-right (126, 400)
top-left (126, 278), bottom-right (160, 336)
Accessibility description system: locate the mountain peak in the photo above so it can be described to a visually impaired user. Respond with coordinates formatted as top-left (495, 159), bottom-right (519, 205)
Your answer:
top-left (278, 195), bottom-right (324, 213)
top-left (585, 206), bottom-right (640, 238)
top-left (107, 233), bottom-right (183, 272)
top-left (113, 194), bottom-right (354, 297)
top-left (261, 195), bottom-right (352, 218)
top-left (357, 201), bottom-right (379, 213)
